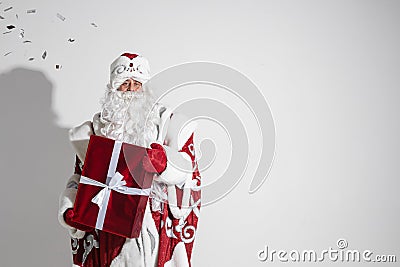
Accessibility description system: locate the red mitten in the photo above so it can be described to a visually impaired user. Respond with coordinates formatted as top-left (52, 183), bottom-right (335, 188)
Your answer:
top-left (143, 143), bottom-right (167, 174)
top-left (64, 208), bottom-right (94, 232)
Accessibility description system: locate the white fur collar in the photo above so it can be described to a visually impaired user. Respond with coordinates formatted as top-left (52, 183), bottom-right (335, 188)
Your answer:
top-left (69, 113), bottom-right (104, 162)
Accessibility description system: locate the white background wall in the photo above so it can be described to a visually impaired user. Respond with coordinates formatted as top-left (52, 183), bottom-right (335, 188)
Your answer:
top-left (0, 0), bottom-right (399, 266)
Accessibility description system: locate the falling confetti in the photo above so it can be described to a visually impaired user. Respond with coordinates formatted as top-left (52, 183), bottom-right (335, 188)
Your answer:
top-left (68, 38), bottom-right (75, 42)
top-left (27, 9), bottom-right (36, 14)
top-left (90, 22), bottom-right (98, 28)
top-left (56, 13), bottom-right (66, 21)
top-left (28, 57), bottom-right (35, 61)
top-left (42, 51), bottom-right (47, 60)
top-left (19, 29), bottom-right (24, 38)
top-left (4, 52), bottom-right (12, 56)
top-left (22, 40), bottom-right (32, 43)
top-left (4, 6), bottom-right (12, 12)
top-left (6, 25), bottom-right (15, 30)
top-left (55, 64), bottom-right (62, 70)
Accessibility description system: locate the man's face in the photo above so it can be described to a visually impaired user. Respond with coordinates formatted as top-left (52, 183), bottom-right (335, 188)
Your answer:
top-left (118, 78), bottom-right (142, 92)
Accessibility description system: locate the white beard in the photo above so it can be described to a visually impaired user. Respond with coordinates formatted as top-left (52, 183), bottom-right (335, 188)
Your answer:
top-left (99, 87), bottom-right (159, 147)
top-left (99, 87), bottom-right (168, 208)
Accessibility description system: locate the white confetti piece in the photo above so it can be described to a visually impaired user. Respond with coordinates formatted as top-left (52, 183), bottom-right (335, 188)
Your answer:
top-left (56, 13), bottom-right (66, 21)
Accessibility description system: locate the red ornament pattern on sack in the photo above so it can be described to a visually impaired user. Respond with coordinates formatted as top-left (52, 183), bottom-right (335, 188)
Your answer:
top-left (153, 133), bottom-right (201, 267)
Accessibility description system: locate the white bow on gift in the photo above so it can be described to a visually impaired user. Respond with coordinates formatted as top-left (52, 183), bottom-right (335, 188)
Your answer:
top-left (79, 140), bottom-right (151, 230)
top-left (91, 172), bottom-right (126, 207)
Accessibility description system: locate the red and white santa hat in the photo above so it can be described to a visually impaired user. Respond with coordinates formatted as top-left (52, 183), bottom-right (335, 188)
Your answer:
top-left (109, 53), bottom-right (151, 90)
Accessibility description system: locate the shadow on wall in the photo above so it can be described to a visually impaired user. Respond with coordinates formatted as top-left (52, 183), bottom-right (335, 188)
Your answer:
top-left (0, 68), bottom-right (74, 266)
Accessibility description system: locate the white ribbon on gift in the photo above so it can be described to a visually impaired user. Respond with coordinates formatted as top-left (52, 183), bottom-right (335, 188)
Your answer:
top-left (79, 140), bottom-right (151, 230)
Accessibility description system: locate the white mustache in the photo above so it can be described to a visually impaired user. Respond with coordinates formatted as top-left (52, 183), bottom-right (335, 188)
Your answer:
top-left (99, 88), bottom-right (158, 146)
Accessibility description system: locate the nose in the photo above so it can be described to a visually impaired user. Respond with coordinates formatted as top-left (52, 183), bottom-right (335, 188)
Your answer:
top-left (126, 79), bottom-right (133, 91)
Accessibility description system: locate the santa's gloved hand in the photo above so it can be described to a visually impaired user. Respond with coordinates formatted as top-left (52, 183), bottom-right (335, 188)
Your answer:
top-left (64, 208), bottom-right (94, 232)
top-left (143, 143), bottom-right (167, 174)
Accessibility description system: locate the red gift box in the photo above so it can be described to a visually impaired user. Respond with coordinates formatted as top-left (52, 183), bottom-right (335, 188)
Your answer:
top-left (72, 135), bottom-right (154, 238)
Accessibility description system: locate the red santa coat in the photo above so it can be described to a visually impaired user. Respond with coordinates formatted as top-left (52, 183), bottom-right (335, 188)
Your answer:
top-left (58, 106), bottom-right (201, 267)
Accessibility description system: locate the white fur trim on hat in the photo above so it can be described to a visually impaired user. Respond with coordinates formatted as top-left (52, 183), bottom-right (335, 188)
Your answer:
top-left (109, 53), bottom-right (151, 90)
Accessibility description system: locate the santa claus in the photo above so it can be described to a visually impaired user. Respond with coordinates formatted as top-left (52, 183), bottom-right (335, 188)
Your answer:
top-left (58, 53), bottom-right (201, 267)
